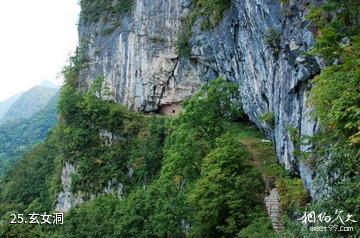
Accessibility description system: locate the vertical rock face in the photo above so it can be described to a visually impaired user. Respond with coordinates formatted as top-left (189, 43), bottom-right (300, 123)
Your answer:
top-left (55, 163), bottom-right (124, 212)
top-left (189, 0), bottom-right (322, 195)
top-left (78, 0), bottom-right (322, 194)
top-left (55, 163), bottom-right (83, 213)
top-left (78, 0), bottom-right (204, 112)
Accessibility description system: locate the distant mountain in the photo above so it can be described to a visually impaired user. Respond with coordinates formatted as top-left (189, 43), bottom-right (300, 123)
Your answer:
top-left (0, 86), bottom-right (58, 125)
top-left (0, 92), bottom-right (59, 177)
top-left (40, 80), bottom-right (59, 88)
top-left (0, 93), bottom-right (23, 120)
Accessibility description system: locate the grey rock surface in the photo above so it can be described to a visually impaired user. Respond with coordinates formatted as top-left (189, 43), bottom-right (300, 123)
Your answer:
top-left (78, 0), bottom-right (203, 112)
top-left (55, 163), bottom-right (83, 213)
top-left (77, 0), bottom-right (323, 194)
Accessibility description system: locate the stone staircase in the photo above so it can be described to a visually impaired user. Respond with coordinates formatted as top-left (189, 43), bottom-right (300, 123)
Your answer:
top-left (264, 187), bottom-right (284, 231)
top-left (264, 177), bottom-right (284, 231)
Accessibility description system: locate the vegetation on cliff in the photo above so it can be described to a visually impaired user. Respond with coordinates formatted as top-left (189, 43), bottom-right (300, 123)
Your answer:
top-left (1, 0), bottom-right (359, 237)
top-left (175, 0), bottom-right (231, 57)
top-left (54, 76), bottom-right (271, 237)
top-left (280, 1), bottom-right (360, 237)
top-left (80, 0), bottom-right (134, 24)
top-left (1, 71), bottom-right (297, 237)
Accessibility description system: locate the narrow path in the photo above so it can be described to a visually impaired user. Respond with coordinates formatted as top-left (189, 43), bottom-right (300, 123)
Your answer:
top-left (264, 187), bottom-right (284, 231)
top-left (240, 138), bottom-right (284, 232)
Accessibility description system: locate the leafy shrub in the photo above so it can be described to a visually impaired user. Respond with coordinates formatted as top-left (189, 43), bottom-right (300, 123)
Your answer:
top-left (264, 28), bottom-right (281, 57)
top-left (148, 36), bottom-right (166, 44)
top-left (58, 77), bottom-right (144, 194)
top-left (175, 29), bottom-right (192, 58)
top-left (279, 0), bottom-right (289, 3)
top-left (192, 0), bottom-right (232, 30)
top-left (276, 177), bottom-right (309, 212)
top-left (260, 111), bottom-right (275, 128)
top-left (60, 195), bottom-right (120, 238)
top-left (238, 216), bottom-right (276, 238)
top-left (129, 116), bottom-right (167, 185)
top-left (188, 133), bottom-right (264, 237)
top-left (306, 6), bottom-right (360, 235)
top-left (162, 77), bottom-right (243, 182)
top-left (175, 0), bottom-right (231, 58)
top-left (80, 0), bottom-right (134, 24)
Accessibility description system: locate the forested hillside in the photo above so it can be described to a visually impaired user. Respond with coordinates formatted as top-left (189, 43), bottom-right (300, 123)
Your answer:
top-left (0, 0), bottom-right (359, 237)
top-left (0, 93), bottom-right (59, 177)
top-left (0, 93), bottom-right (22, 120)
top-left (0, 86), bottom-right (57, 125)
top-left (0, 73), bottom-right (306, 237)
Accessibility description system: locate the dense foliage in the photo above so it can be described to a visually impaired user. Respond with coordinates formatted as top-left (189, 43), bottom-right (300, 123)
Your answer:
top-left (281, 0), bottom-right (360, 237)
top-left (190, 0), bottom-right (231, 30)
top-left (0, 131), bottom-right (62, 238)
top-left (0, 74), bottom-right (287, 237)
top-left (80, 0), bottom-right (134, 24)
top-left (188, 134), bottom-right (264, 237)
top-left (53, 77), bottom-right (271, 238)
top-left (57, 75), bottom-right (167, 195)
top-left (4, 0), bottom-right (358, 236)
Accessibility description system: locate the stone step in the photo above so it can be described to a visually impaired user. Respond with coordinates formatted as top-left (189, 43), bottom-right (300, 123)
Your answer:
top-left (270, 212), bottom-right (280, 215)
top-left (266, 198), bottom-right (278, 201)
top-left (268, 210), bottom-right (280, 213)
top-left (268, 207), bottom-right (280, 211)
top-left (264, 187), bottom-right (283, 232)
top-left (265, 200), bottom-right (279, 203)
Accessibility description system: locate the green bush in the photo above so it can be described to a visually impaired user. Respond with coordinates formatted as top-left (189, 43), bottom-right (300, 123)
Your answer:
top-left (238, 216), bottom-right (276, 238)
top-left (60, 195), bottom-right (120, 238)
top-left (276, 177), bottom-right (309, 212)
top-left (260, 111), bottom-right (275, 128)
top-left (188, 133), bottom-right (264, 237)
top-left (80, 0), bottom-right (134, 24)
top-left (192, 0), bottom-right (231, 30)
top-left (264, 28), bottom-right (281, 57)
top-left (58, 76), bottom-right (164, 194)
top-left (175, 0), bottom-right (231, 58)
top-left (175, 29), bottom-right (192, 58)
top-left (306, 3), bottom-right (360, 236)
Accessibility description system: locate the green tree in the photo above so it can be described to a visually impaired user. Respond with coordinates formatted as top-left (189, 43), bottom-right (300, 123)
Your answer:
top-left (303, 1), bottom-right (360, 236)
top-left (60, 195), bottom-right (119, 238)
top-left (188, 133), bottom-right (264, 237)
top-left (162, 77), bottom-right (243, 184)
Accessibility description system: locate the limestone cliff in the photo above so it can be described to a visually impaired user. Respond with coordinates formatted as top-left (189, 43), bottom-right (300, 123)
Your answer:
top-left (77, 0), bottom-right (322, 195)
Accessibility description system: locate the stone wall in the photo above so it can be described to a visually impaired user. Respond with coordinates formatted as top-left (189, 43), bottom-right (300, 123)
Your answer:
top-left (159, 102), bottom-right (183, 116)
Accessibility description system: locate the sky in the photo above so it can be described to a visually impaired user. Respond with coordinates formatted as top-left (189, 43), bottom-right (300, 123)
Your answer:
top-left (0, 0), bottom-right (80, 101)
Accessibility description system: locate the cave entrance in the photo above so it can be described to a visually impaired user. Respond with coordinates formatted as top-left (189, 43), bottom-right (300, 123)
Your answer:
top-left (159, 102), bottom-right (182, 116)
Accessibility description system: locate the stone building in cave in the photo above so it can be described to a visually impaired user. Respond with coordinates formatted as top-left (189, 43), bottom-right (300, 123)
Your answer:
top-left (158, 102), bottom-right (182, 116)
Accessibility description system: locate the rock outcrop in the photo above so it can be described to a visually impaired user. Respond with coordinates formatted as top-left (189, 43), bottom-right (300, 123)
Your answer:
top-left (55, 163), bottom-right (83, 212)
top-left (77, 0), bottom-right (323, 195)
